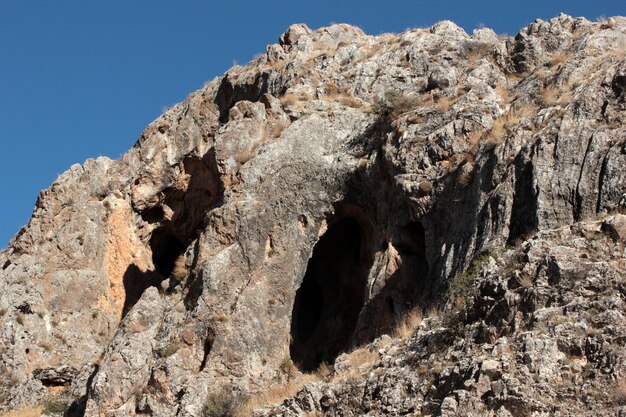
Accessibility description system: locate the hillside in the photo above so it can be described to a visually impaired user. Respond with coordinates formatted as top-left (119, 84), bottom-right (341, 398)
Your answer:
top-left (0, 14), bottom-right (625, 417)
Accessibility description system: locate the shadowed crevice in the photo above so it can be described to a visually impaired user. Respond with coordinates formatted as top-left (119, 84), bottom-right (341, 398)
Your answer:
top-left (290, 215), bottom-right (372, 372)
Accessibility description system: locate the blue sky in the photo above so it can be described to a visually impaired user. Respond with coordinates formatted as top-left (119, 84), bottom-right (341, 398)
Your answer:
top-left (1, 1), bottom-right (624, 248)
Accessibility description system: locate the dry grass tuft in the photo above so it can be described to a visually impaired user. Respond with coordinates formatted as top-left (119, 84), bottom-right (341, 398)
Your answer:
top-left (374, 91), bottom-right (426, 120)
top-left (482, 102), bottom-right (537, 148)
top-left (494, 84), bottom-right (510, 103)
top-left (540, 85), bottom-right (561, 106)
top-left (0, 407), bottom-right (44, 417)
top-left (614, 377), bottom-right (626, 405)
top-left (235, 148), bottom-right (257, 165)
top-left (436, 95), bottom-right (458, 113)
top-left (518, 272), bottom-right (534, 288)
top-left (406, 114), bottom-right (422, 124)
top-left (457, 162), bottom-right (476, 188)
top-left (394, 308), bottom-right (423, 339)
top-left (548, 53), bottom-right (568, 69)
top-left (280, 92), bottom-right (301, 107)
top-left (236, 367), bottom-right (323, 416)
top-left (269, 120), bottom-right (289, 138)
top-left (461, 41), bottom-right (493, 63)
top-left (172, 254), bottom-right (188, 280)
top-left (337, 95), bottom-right (363, 109)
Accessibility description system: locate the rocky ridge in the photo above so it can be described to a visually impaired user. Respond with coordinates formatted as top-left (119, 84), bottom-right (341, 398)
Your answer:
top-left (0, 13), bottom-right (625, 417)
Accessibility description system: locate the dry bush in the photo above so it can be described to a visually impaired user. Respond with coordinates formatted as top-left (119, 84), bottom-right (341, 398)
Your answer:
top-left (484, 117), bottom-right (507, 148)
top-left (517, 272), bottom-right (534, 288)
top-left (494, 84), bottom-right (510, 103)
top-left (374, 91), bottom-right (425, 120)
top-left (314, 362), bottom-right (333, 379)
top-left (236, 368), bottom-right (322, 416)
top-left (15, 312), bottom-right (24, 325)
top-left (203, 388), bottom-right (242, 417)
top-left (324, 81), bottom-right (339, 96)
top-left (172, 254), bottom-right (188, 281)
top-left (483, 102), bottom-right (537, 148)
top-left (235, 148), bottom-right (256, 165)
top-left (614, 377), bottom-right (626, 405)
top-left (406, 114), bottom-right (422, 124)
top-left (280, 93), bottom-right (300, 106)
top-left (337, 95), bottom-right (363, 109)
top-left (461, 41), bottom-right (493, 63)
top-left (425, 305), bottom-right (443, 318)
top-left (333, 345), bottom-right (381, 383)
top-left (0, 407), bottom-right (44, 417)
top-left (269, 120), bottom-right (289, 138)
top-left (436, 95), bottom-right (457, 113)
top-left (548, 53), bottom-right (568, 69)
top-left (540, 85), bottom-right (561, 106)
top-left (394, 308), bottom-right (423, 338)
top-left (344, 347), bottom-right (379, 368)
top-left (457, 162), bottom-right (476, 188)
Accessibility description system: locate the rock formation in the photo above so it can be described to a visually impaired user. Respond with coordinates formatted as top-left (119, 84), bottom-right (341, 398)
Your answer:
top-left (0, 13), bottom-right (625, 417)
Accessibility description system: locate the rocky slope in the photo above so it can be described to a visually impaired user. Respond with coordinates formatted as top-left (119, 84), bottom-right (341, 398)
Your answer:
top-left (1, 13), bottom-right (625, 417)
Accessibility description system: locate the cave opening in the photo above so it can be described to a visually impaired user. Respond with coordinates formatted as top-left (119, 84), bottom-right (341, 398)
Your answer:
top-left (290, 215), bottom-right (371, 372)
top-left (149, 227), bottom-right (186, 277)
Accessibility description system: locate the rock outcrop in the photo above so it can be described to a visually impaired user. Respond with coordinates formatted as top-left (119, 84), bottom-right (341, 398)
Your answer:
top-left (0, 14), bottom-right (625, 417)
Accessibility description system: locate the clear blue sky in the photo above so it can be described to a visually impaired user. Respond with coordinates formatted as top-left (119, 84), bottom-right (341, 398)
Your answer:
top-left (1, 1), bottom-right (624, 248)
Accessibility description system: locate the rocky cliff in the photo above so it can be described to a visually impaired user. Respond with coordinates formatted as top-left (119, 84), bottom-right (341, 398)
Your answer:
top-left (1, 14), bottom-right (625, 417)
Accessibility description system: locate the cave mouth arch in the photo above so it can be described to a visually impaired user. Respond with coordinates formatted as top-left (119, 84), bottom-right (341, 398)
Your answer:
top-left (290, 213), bottom-right (372, 372)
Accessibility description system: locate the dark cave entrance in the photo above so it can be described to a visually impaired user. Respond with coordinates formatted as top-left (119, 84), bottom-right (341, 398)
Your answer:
top-left (290, 215), bottom-right (371, 372)
top-left (149, 227), bottom-right (186, 277)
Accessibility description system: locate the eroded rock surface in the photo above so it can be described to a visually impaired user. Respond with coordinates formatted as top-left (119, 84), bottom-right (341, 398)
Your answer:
top-left (0, 14), bottom-right (625, 417)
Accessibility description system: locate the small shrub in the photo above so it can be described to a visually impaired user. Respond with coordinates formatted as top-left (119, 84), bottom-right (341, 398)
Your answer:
top-left (15, 312), bottom-right (25, 325)
top-left (548, 53), bottom-right (568, 68)
top-left (202, 389), bottom-right (241, 417)
top-left (448, 253), bottom-right (491, 303)
top-left (160, 341), bottom-right (182, 358)
top-left (43, 400), bottom-right (67, 414)
top-left (461, 41), bottom-right (493, 62)
top-left (373, 91), bottom-right (424, 120)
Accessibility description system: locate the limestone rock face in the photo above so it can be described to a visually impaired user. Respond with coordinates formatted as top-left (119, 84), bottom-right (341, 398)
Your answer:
top-left (1, 14), bottom-right (625, 417)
